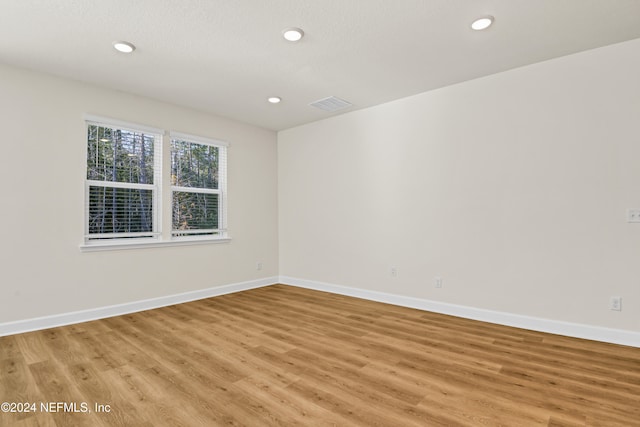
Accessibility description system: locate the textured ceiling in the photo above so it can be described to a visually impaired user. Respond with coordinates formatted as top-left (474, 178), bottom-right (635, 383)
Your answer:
top-left (1, 0), bottom-right (640, 131)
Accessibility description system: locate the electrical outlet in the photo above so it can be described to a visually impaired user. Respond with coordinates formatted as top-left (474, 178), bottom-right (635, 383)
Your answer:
top-left (256, 262), bottom-right (263, 271)
top-left (390, 267), bottom-right (398, 278)
top-left (627, 209), bottom-right (640, 223)
top-left (434, 277), bottom-right (443, 288)
top-left (609, 296), bottom-right (622, 311)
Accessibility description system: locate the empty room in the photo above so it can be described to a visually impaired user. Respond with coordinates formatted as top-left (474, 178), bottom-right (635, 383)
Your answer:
top-left (1, 1), bottom-right (639, 425)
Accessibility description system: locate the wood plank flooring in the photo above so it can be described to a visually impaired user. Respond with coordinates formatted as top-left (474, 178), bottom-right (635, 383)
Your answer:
top-left (1, 284), bottom-right (639, 426)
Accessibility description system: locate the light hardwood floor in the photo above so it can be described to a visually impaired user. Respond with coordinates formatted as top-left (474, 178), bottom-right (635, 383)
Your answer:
top-left (1, 284), bottom-right (639, 426)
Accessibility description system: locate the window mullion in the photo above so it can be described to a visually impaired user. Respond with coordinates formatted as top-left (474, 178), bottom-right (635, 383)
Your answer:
top-left (160, 132), bottom-right (172, 242)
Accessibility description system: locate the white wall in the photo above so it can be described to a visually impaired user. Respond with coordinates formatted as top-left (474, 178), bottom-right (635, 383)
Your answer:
top-left (278, 38), bottom-right (640, 333)
top-left (0, 64), bottom-right (278, 323)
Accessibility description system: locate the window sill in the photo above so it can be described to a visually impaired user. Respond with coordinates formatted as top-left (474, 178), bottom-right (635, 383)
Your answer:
top-left (79, 236), bottom-right (232, 252)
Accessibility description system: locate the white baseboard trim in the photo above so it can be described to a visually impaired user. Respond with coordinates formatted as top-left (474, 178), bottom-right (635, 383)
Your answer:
top-left (0, 277), bottom-right (278, 337)
top-left (4, 276), bottom-right (639, 348)
top-left (279, 276), bottom-right (640, 348)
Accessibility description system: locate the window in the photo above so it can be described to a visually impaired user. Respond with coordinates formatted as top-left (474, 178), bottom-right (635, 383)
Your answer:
top-left (85, 120), bottom-right (161, 242)
top-left (83, 117), bottom-right (228, 249)
top-left (170, 132), bottom-right (228, 239)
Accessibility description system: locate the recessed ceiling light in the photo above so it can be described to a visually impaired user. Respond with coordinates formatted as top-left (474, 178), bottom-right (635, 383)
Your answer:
top-left (471, 16), bottom-right (494, 31)
top-left (267, 96), bottom-right (282, 104)
top-left (113, 41), bottom-right (136, 53)
top-left (282, 27), bottom-right (304, 42)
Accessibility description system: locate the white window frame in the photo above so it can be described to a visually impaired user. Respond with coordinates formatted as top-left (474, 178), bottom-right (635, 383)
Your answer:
top-left (170, 131), bottom-right (228, 241)
top-left (80, 116), bottom-right (230, 251)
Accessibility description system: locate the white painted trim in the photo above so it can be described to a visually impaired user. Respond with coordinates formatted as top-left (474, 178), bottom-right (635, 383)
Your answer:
top-left (79, 235), bottom-right (231, 252)
top-left (279, 276), bottom-right (640, 348)
top-left (0, 277), bottom-right (277, 337)
top-left (84, 114), bottom-right (164, 135)
top-left (170, 131), bottom-right (229, 147)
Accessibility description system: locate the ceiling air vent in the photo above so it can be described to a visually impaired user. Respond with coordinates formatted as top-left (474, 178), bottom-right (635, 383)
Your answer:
top-left (309, 96), bottom-right (353, 112)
